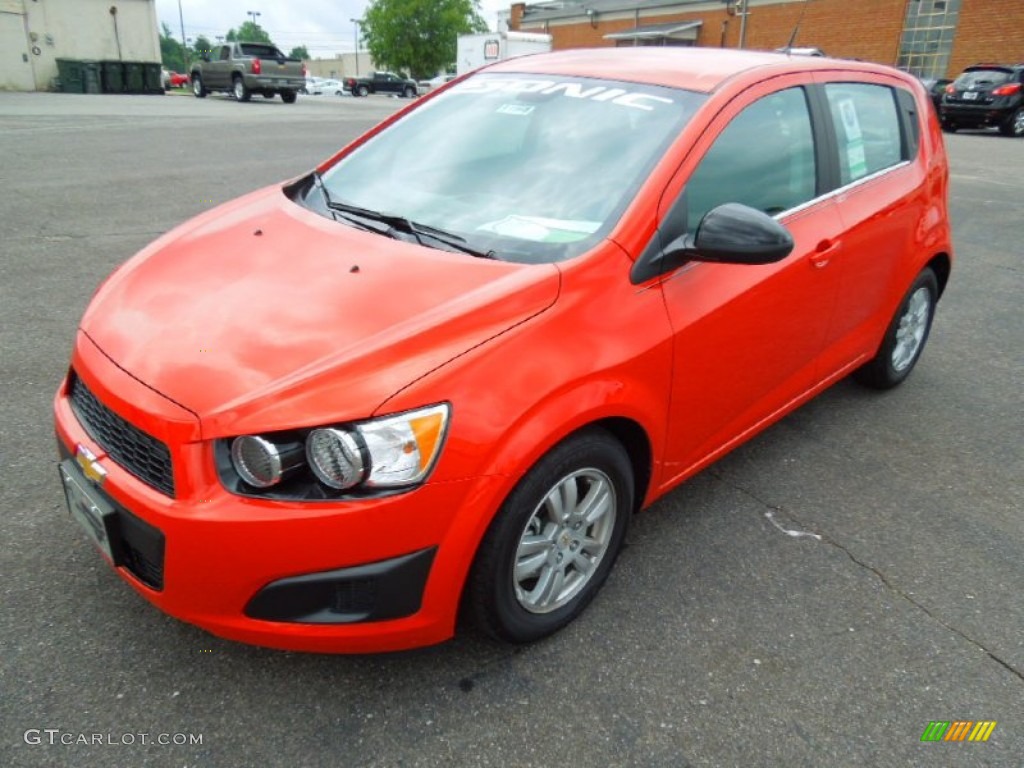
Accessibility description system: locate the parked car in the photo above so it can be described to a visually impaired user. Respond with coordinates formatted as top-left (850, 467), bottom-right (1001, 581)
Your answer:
top-left (55, 48), bottom-right (952, 653)
top-left (940, 63), bottom-right (1024, 136)
top-left (315, 78), bottom-right (346, 96)
top-left (418, 73), bottom-right (457, 93)
top-left (919, 76), bottom-right (952, 111)
top-left (344, 71), bottom-right (418, 97)
top-left (167, 71), bottom-right (190, 88)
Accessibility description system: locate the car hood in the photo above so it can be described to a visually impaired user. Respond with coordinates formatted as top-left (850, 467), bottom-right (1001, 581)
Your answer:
top-left (81, 186), bottom-right (560, 436)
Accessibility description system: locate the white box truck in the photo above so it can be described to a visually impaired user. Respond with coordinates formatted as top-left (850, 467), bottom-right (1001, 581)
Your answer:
top-left (456, 31), bottom-right (553, 76)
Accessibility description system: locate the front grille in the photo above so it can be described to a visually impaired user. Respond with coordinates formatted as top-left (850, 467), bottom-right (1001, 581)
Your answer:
top-left (68, 373), bottom-right (175, 497)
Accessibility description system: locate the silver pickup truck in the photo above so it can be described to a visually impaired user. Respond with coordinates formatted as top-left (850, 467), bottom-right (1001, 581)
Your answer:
top-left (191, 42), bottom-right (305, 103)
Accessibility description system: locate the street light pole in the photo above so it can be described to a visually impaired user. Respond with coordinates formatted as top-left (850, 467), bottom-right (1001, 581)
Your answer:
top-left (350, 18), bottom-right (361, 76)
top-left (247, 10), bottom-right (261, 26)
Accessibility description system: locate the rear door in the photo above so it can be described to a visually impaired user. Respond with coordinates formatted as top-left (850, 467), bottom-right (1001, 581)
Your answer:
top-left (811, 73), bottom-right (930, 375)
top-left (207, 45), bottom-right (233, 88)
top-left (657, 77), bottom-right (846, 484)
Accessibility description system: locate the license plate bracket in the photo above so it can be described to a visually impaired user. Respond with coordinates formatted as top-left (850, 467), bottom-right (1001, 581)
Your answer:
top-left (59, 460), bottom-right (122, 564)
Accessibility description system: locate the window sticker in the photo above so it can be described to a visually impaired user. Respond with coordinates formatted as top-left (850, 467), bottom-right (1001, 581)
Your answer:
top-left (838, 98), bottom-right (868, 180)
top-left (477, 215), bottom-right (600, 243)
top-left (496, 103), bottom-right (535, 116)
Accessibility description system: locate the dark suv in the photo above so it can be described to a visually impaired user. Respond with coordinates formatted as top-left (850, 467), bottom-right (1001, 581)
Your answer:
top-left (940, 63), bottom-right (1024, 137)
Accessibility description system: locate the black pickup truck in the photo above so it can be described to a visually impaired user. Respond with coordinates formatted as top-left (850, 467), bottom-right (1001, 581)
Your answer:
top-left (191, 42), bottom-right (305, 103)
top-left (344, 71), bottom-right (418, 98)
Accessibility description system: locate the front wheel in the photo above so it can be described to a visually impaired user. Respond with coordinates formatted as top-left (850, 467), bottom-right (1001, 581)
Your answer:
top-left (233, 76), bottom-right (251, 102)
top-left (403, 85), bottom-right (416, 98)
top-left (853, 268), bottom-right (939, 389)
top-left (280, 90), bottom-right (297, 103)
top-left (466, 428), bottom-right (633, 644)
top-left (998, 107), bottom-right (1024, 137)
top-left (192, 74), bottom-right (207, 98)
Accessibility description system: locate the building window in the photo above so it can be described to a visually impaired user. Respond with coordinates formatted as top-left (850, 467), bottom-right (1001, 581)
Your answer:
top-left (896, 0), bottom-right (961, 78)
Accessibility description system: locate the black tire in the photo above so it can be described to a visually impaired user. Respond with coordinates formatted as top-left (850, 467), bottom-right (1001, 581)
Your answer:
top-left (998, 107), bottom-right (1024, 137)
top-left (232, 75), bottom-right (251, 102)
top-left (281, 90), bottom-right (297, 104)
top-left (853, 268), bottom-right (939, 390)
top-left (403, 85), bottom-right (416, 98)
top-left (356, 84), bottom-right (369, 97)
top-left (467, 428), bottom-right (633, 644)
top-left (192, 73), bottom-right (207, 98)
top-left (940, 120), bottom-right (956, 133)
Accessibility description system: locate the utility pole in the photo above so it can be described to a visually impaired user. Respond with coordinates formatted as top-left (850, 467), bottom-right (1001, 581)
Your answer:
top-left (738, 0), bottom-right (750, 49)
top-left (350, 18), bottom-right (361, 76)
top-left (178, 0), bottom-right (189, 70)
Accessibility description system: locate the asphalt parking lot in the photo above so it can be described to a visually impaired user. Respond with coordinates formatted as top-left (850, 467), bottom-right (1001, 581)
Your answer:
top-left (1, 91), bottom-right (1021, 768)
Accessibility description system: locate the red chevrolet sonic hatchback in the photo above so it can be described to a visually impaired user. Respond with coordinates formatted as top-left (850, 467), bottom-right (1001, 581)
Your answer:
top-left (55, 49), bottom-right (952, 652)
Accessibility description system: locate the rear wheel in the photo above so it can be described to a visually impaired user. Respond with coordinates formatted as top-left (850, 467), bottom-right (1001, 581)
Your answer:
top-left (233, 76), bottom-right (251, 102)
top-left (998, 107), bottom-right (1024, 137)
top-left (853, 268), bottom-right (938, 390)
top-left (940, 120), bottom-right (957, 133)
top-left (281, 90), bottom-right (297, 104)
top-left (356, 84), bottom-right (369, 97)
top-left (467, 428), bottom-right (633, 644)
top-left (192, 74), bottom-right (207, 98)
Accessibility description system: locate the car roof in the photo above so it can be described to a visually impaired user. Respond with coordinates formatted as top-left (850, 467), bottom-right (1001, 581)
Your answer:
top-left (485, 47), bottom-right (907, 93)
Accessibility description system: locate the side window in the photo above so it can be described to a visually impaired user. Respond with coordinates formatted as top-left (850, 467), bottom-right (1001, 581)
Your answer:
top-left (825, 83), bottom-right (903, 186)
top-left (219, 46), bottom-right (231, 61)
top-left (684, 87), bottom-right (816, 234)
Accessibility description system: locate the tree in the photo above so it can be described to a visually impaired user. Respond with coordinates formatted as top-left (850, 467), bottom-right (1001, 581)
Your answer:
top-left (361, 0), bottom-right (488, 80)
top-left (192, 34), bottom-right (214, 61)
top-left (225, 21), bottom-right (273, 44)
top-left (159, 22), bottom-right (186, 72)
top-left (288, 45), bottom-right (311, 60)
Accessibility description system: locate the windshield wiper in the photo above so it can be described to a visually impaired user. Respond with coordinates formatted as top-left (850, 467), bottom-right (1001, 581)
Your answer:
top-left (312, 174), bottom-right (496, 260)
top-left (327, 200), bottom-right (497, 260)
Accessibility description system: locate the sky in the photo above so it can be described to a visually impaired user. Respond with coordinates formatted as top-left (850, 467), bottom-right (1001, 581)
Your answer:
top-left (154, 0), bottom-right (509, 59)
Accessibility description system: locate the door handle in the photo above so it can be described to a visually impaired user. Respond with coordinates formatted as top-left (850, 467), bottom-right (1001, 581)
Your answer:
top-left (809, 239), bottom-right (840, 269)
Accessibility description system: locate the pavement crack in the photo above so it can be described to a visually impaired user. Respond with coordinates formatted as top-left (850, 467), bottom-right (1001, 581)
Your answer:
top-left (711, 470), bottom-right (1024, 684)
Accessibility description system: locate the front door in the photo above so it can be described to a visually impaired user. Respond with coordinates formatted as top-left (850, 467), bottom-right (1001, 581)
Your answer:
top-left (658, 82), bottom-right (845, 485)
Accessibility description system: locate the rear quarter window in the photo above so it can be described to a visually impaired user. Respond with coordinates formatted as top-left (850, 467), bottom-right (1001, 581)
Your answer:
top-left (825, 83), bottom-right (903, 186)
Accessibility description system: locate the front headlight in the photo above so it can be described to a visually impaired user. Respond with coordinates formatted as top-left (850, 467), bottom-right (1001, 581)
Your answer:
top-left (220, 403), bottom-right (450, 499)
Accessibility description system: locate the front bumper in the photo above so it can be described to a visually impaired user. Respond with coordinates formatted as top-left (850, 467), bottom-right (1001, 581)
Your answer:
top-left (53, 341), bottom-right (502, 653)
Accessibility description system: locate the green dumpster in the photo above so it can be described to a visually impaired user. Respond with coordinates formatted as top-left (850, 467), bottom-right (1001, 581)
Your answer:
top-left (123, 61), bottom-right (145, 93)
top-left (82, 61), bottom-right (101, 94)
top-left (56, 58), bottom-right (85, 93)
top-left (101, 61), bottom-right (124, 93)
top-left (143, 62), bottom-right (164, 94)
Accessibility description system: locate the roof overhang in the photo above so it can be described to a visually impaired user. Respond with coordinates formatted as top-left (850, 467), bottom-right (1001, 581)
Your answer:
top-left (604, 20), bottom-right (702, 42)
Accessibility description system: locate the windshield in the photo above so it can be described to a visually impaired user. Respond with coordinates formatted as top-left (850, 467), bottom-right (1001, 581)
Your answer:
top-left (320, 74), bottom-right (705, 263)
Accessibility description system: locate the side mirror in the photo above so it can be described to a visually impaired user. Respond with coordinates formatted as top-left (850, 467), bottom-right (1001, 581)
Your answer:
top-left (665, 203), bottom-right (794, 266)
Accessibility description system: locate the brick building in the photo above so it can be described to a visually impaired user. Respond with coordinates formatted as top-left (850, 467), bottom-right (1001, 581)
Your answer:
top-left (508, 0), bottom-right (1024, 79)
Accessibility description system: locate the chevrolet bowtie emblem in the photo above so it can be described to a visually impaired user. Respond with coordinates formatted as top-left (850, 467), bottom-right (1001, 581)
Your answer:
top-left (75, 444), bottom-right (108, 485)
